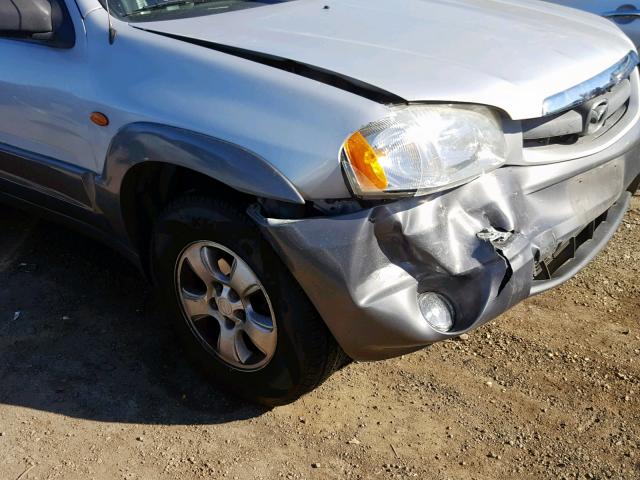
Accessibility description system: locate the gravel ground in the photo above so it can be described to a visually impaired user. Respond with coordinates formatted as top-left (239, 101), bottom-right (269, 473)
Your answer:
top-left (0, 196), bottom-right (638, 480)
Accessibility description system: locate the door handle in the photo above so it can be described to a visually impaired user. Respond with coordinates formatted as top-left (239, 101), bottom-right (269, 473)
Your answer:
top-left (603, 9), bottom-right (640, 18)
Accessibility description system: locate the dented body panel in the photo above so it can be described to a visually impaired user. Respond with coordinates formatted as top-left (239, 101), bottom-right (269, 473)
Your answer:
top-left (253, 131), bottom-right (640, 360)
top-left (1, 0), bottom-right (640, 365)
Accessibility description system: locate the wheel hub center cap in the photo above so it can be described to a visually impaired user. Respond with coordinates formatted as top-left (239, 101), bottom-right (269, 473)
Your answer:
top-left (217, 297), bottom-right (234, 317)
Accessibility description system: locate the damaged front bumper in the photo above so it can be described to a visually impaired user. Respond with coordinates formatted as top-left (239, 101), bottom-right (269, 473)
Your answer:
top-left (252, 138), bottom-right (640, 361)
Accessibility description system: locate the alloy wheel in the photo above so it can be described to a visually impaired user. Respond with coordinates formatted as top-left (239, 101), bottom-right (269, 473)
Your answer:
top-left (175, 241), bottom-right (277, 371)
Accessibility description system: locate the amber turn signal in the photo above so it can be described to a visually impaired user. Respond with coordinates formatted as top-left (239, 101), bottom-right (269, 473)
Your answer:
top-left (90, 112), bottom-right (109, 127)
top-left (343, 131), bottom-right (388, 190)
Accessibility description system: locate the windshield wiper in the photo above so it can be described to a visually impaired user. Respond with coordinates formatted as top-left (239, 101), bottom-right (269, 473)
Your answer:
top-left (124, 0), bottom-right (204, 16)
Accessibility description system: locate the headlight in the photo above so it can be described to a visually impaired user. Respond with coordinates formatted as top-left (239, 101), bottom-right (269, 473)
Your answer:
top-left (341, 105), bottom-right (507, 198)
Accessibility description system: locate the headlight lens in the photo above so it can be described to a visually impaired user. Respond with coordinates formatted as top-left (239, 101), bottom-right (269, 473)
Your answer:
top-left (341, 105), bottom-right (507, 198)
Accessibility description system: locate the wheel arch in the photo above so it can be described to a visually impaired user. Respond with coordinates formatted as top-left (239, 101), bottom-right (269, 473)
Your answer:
top-left (96, 122), bottom-right (305, 273)
top-left (103, 122), bottom-right (304, 205)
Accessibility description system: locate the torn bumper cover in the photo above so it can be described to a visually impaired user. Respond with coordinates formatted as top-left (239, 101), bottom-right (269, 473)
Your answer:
top-left (253, 144), bottom-right (640, 361)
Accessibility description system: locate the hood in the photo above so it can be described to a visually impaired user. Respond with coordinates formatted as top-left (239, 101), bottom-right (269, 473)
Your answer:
top-left (134, 0), bottom-right (635, 120)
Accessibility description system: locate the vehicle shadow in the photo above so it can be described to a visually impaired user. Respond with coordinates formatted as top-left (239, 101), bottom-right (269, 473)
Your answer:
top-left (0, 204), bottom-right (266, 425)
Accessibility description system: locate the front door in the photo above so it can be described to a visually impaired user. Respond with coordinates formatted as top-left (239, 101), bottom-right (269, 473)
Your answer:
top-left (0, 0), bottom-right (97, 209)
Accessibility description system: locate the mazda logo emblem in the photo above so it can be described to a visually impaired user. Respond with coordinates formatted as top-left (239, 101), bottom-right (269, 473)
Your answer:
top-left (586, 100), bottom-right (609, 135)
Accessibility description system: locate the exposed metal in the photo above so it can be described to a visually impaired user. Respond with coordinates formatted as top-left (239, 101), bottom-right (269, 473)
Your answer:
top-left (176, 241), bottom-right (277, 370)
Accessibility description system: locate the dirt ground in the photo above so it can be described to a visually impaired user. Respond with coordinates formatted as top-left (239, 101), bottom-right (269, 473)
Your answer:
top-left (0, 195), bottom-right (638, 480)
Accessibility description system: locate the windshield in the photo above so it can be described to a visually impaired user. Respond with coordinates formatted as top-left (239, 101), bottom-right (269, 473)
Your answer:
top-left (101, 0), bottom-right (293, 22)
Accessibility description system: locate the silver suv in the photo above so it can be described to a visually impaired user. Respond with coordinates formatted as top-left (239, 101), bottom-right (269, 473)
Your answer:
top-left (1, 0), bottom-right (639, 405)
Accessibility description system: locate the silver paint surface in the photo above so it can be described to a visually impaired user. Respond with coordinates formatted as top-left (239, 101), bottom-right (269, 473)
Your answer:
top-left (253, 128), bottom-right (640, 360)
top-left (0, 0), bottom-right (639, 362)
top-left (1, 0), bottom-right (636, 202)
top-left (134, 0), bottom-right (634, 119)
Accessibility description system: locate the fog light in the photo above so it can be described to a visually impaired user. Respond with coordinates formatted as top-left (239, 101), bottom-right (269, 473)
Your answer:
top-left (418, 293), bottom-right (454, 332)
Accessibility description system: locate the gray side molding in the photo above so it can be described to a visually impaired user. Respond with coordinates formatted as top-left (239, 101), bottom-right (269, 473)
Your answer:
top-left (101, 122), bottom-right (305, 205)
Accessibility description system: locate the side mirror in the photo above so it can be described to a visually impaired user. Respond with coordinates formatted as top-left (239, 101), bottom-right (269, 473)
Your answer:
top-left (0, 0), bottom-right (54, 36)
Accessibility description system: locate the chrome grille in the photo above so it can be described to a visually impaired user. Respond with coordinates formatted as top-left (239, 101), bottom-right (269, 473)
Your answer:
top-left (542, 50), bottom-right (638, 115)
top-left (523, 78), bottom-right (631, 148)
top-left (521, 51), bottom-right (639, 158)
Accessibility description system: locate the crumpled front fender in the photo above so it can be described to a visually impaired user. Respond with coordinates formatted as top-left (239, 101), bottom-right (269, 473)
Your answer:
top-left (252, 141), bottom-right (639, 360)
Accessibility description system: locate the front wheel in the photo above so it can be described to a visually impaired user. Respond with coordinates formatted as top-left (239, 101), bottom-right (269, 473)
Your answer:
top-left (151, 195), bottom-right (347, 406)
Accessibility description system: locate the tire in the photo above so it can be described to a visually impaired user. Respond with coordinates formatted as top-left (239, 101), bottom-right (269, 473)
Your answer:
top-left (150, 195), bottom-right (347, 406)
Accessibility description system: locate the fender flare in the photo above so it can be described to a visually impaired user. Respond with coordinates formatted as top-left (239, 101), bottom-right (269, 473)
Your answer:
top-left (100, 122), bottom-right (305, 205)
